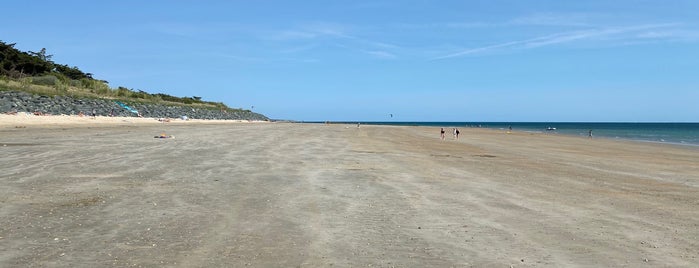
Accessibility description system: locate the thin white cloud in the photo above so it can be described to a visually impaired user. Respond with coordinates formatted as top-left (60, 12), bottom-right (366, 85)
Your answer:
top-left (390, 21), bottom-right (495, 30)
top-left (204, 52), bottom-right (319, 64)
top-left (271, 30), bottom-right (319, 40)
top-left (433, 23), bottom-right (680, 60)
top-left (279, 44), bottom-right (320, 54)
top-left (445, 22), bottom-right (495, 28)
top-left (433, 40), bottom-right (526, 59)
top-left (509, 13), bottom-right (596, 27)
top-left (637, 31), bottom-right (673, 39)
top-left (394, 12), bottom-right (597, 30)
top-left (264, 22), bottom-right (351, 41)
top-left (265, 22), bottom-right (402, 59)
top-left (208, 53), bottom-right (266, 63)
top-left (362, 50), bottom-right (397, 59)
top-left (636, 29), bottom-right (699, 40)
top-left (148, 22), bottom-right (248, 39)
top-left (277, 57), bottom-right (320, 63)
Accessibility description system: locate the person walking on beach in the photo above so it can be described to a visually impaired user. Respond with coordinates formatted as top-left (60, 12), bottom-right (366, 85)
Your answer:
top-left (589, 129), bottom-right (593, 139)
top-left (453, 128), bottom-right (457, 139)
top-left (440, 128), bottom-right (445, 140)
top-left (455, 128), bottom-right (460, 139)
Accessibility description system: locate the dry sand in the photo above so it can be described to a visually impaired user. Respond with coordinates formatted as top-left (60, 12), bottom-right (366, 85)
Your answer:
top-left (0, 114), bottom-right (260, 127)
top-left (0, 118), bottom-right (698, 267)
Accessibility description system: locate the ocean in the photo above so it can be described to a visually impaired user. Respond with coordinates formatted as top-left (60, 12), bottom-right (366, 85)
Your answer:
top-left (320, 122), bottom-right (699, 147)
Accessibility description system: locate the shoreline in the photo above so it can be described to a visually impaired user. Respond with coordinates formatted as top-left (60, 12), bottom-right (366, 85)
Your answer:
top-left (2, 114), bottom-right (696, 149)
top-left (513, 128), bottom-right (699, 149)
top-left (308, 121), bottom-right (699, 148)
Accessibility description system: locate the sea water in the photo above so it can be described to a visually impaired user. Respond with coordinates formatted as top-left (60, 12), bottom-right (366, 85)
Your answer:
top-left (326, 122), bottom-right (699, 147)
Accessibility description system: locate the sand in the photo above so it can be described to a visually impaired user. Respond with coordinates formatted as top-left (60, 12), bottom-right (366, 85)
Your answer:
top-left (0, 113), bottom-right (261, 127)
top-left (1, 118), bottom-right (698, 267)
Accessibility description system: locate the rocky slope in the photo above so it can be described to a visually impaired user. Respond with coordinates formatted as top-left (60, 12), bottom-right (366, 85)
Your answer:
top-left (0, 91), bottom-right (268, 121)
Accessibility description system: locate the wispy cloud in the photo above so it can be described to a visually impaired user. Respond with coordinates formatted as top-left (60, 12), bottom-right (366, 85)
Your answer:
top-left (394, 12), bottom-right (597, 30)
top-left (362, 50), bottom-right (397, 59)
top-left (206, 53), bottom-right (266, 63)
top-left (265, 22), bottom-right (402, 59)
top-left (433, 23), bottom-right (681, 60)
top-left (271, 30), bottom-right (319, 40)
top-left (203, 52), bottom-right (319, 64)
top-left (636, 29), bottom-right (699, 40)
top-left (392, 22), bottom-right (494, 30)
top-left (509, 13), bottom-right (597, 27)
top-left (279, 44), bottom-right (320, 54)
top-left (445, 22), bottom-right (496, 28)
top-left (147, 22), bottom-right (249, 39)
top-left (263, 22), bottom-right (351, 41)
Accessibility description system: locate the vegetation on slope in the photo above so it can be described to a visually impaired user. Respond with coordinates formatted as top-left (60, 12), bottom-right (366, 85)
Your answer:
top-left (0, 40), bottom-right (245, 112)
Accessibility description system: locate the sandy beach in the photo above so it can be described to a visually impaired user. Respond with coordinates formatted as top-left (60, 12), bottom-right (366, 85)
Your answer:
top-left (0, 114), bottom-right (261, 127)
top-left (1, 117), bottom-right (698, 267)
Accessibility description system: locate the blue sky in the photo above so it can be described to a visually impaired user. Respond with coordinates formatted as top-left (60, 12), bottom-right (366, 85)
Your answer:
top-left (2, 0), bottom-right (698, 121)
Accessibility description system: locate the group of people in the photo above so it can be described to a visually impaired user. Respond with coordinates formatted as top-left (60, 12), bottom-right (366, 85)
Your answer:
top-left (440, 127), bottom-right (460, 140)
top-left (439, 126), bottom-right (595, 140)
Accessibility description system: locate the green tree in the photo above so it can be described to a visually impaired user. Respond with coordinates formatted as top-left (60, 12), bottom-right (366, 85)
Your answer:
top-left (29, 48), bottom-right (53, 62)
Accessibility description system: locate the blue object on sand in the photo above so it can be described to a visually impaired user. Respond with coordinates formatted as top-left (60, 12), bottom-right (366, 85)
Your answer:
top-left (115, 101), bottom-right (139, 114)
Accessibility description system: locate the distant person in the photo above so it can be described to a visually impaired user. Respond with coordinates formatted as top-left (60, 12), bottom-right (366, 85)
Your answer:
top-left (589, 129), bottom-right (593, 139)
top-left (91, 109), bottom-right (96, 118)
top-left (453, 128), bottom-right (457, 139)
top-left (455, 128), bottom-right (460, 139)
top-left (440, 128), bottom-right (445, 140)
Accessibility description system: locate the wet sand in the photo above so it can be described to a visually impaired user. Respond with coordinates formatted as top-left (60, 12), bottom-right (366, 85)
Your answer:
top-left (1, 122), bottom-right (698, 267)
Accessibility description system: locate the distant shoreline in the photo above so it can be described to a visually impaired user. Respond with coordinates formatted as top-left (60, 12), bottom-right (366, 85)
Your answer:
top-left (306, 121), bottom-right (699, 147)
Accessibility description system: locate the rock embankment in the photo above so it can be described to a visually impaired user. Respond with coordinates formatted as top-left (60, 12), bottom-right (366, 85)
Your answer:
top-left (0, 91), bottom-right (268, 121)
